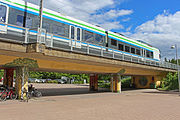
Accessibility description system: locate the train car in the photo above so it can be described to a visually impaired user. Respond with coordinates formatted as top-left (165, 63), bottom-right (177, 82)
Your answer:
top-left (107, 31), bottom-right (160, 61)
top-left (0, 0), bottom-right (160, 62)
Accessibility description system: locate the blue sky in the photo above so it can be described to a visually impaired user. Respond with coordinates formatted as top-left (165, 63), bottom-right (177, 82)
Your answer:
top-left (25, 0), bottom-right (180, 60)
top-left (115, 0), bottom-right (180, 33)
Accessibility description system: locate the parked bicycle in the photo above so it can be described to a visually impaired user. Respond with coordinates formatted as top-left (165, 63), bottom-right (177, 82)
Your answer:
top-left (0, 85), bottom-right (17, 101)
top-left (28, 84), bottom-right (42, 98)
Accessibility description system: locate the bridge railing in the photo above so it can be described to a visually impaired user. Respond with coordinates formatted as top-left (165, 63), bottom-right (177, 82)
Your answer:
top-left (52, 38), bottom-right (178, 70)
top-left (0, 23), bottom-right (179, 70)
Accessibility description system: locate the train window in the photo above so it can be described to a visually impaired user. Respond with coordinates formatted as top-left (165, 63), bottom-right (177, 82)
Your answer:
top-left (146, 50), bottom-right (150, 58)
top-left (95, 34), bottom-right (103, 43)
top-left (25, 17), bottom-right (32, 28)
top-left (125, 46), bottom-right (130, 52)
top-left (111, 39), bottom-right (117, 46)
top-left (131, 47), bottom-right (135, 54)
top-left (42, 22), bottom-right (50, 32)
top-left (0, 5), bottom-right (7, 23)
top-left (53, 25), bottom-right (65, 36)
top-left (77, 28), bottom-right (81, 40)
top-left (136, 49), bottom-right (141, 55)
top-left (118, 44), bottom-right (124, 51)
top-left (84, 30), bottom-right (94, 42)
top-left (151, 52), bottom-right (153, 58)
top-left (71, 26), bottom-right (75, 39)
top-left (16, 15), bottom-right (24, 27)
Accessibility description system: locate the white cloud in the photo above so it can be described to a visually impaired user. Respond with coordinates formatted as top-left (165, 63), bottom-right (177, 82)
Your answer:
top-left (129, 11), bottom-right (180, 59)
top-left (89, 9), bottom-right (133, 30)
top-left (23, 0), bottom-right (132, 30)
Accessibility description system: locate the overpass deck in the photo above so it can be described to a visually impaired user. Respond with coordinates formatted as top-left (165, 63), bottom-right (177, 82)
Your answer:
top-left (0, 23), bottom-right (178, 74)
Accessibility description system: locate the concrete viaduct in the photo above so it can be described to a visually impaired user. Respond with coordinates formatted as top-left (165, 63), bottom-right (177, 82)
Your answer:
top-left (0, 39), bottom-right (177, 98)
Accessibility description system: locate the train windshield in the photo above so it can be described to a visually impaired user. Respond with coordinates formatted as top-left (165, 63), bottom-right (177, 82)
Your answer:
top-left (0, 5), bottom-right (7, 23)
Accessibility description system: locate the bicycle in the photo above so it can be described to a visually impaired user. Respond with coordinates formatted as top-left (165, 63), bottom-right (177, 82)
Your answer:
top-left (0, 86), bottom-right (17, 101)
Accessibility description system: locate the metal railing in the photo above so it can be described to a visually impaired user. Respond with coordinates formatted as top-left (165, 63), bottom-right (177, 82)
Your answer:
top-left (0, 23), bottom-right (179, 70)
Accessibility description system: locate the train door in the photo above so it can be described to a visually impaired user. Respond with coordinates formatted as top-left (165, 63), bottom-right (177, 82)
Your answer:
top-left (69, 26), bottom-right (82, 48)
top-left (0, 3), bottom-right (9, 34)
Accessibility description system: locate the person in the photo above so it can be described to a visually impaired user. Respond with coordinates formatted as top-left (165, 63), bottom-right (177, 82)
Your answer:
top-left (28, 84), bottom-right (33, 92)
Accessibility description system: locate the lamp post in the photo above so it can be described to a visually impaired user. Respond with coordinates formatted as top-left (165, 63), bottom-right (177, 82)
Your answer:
top-left (171, 44), bottom-right (180, 92)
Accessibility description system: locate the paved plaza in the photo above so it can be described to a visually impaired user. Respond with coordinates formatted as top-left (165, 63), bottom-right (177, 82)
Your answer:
top-left (1, 83), bottom-right (180, 120)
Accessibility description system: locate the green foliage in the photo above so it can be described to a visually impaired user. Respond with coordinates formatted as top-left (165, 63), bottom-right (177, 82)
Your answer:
top-left (98, 75), bottom-right (111, 81)
top-left (29, 71), bottom-right (89, 82)
top-left (47, 80), bottom-right (58, 84)
top-left (161, 72), bottom-right (178, 90)
top-left (73, 80), bottom-right (84, 84)
top-left (0, 69), bottom-right (4, 79)
top-left (121, 77), bottom-right (131, 88)
top-left (169, 59), bottom-right (180, 65)
top-left (4, 58), bottom-right (39, 68)
top-left (99, 83), bottom-right (110, 88)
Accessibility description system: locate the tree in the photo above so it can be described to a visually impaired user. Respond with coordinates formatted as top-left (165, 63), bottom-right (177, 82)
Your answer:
top-left (161, 72), bottom-right (178, 90)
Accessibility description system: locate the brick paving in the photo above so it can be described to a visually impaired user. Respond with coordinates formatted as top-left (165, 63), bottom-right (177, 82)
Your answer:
top-left (1, 83), bottom-right (180, 120)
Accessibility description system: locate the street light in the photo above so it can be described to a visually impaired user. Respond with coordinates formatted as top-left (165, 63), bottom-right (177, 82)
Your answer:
top-left (171, 44), bottom-right (180, 92)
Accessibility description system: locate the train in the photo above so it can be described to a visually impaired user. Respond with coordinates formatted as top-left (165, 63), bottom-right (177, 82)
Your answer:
top-left (0, 0), bottom-right (161, 61)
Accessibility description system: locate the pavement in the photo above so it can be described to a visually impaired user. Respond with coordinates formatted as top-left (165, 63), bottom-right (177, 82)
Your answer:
top-left (1, 83), bottom-right (180, 120)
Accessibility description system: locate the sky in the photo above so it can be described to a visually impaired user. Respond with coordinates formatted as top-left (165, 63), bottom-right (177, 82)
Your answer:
top-left (24, 0), bottom-right (180, 60)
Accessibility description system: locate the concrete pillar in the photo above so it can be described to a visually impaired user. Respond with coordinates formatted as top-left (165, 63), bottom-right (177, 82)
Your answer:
top-left (110, 74), bottom-right (121, 93)
top-left (89, 74), bottom-right (98, 91)
top-left (3, 68), bottom-right (14, 87)
top-left (15, 67), bottom-right (29, 99)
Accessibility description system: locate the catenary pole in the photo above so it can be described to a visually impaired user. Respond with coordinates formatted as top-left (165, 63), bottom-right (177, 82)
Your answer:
top-left (39, 0), bottom-right (43, 30)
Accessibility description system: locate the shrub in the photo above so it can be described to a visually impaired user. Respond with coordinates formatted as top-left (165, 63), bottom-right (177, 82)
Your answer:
top-left (161, 72), bottom-right (178, 90)
top-left (121, 77), bottom-right (131, 88)
top-left (47, 80), bottom-right (58, 84)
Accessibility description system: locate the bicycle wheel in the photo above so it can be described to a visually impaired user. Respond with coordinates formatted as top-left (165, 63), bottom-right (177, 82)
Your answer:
top-left (35, 91), bottom-right (42, 97)
top-left (0, 92), bottom-right (7, 101)
top-left (10, 93), bottom-right (17, 100)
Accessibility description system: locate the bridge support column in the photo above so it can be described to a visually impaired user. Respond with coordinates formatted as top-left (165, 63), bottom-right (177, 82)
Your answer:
top-left (110, 74), bottom-right (121, 93)
top-left (89, 74), bottom-right (98, 91)
top-left (3, 68), bottom-right (14, 87)
top-left (132, 75), bottom-right (165, 89)
top-left (15, 67), bottom-right (29, 99)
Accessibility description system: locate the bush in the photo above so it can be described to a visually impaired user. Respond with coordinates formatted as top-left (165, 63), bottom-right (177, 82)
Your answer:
top-left (98, 83), bottom-right (110, 88)
top-left (47, 80), bottom-right (58, 84)
top-left (160, 72), bottom-right (178, 90)
top-left (121, 77), bottom-right (131, 88)
top-left (73, 80), bottom-right (84, 84)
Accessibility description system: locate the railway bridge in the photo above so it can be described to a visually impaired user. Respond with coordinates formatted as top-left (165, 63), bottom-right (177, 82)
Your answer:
top-left (0, 24), bottom-right (178, 98)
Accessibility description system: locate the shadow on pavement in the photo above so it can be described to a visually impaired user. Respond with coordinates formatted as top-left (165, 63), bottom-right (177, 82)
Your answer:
top-left (38, 88), bottom-right (110, 97)
top-left (142, 90), bottom-right (180, 95)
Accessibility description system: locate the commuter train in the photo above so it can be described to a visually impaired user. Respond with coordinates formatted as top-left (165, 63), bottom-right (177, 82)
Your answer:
top-left (0, 0), bottom-right (161, 61)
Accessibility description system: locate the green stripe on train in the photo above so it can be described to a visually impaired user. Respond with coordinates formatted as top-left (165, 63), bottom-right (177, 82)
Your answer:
top-left (5, 0), bottom-right (105, 34)
top-left (108, 33), bottom-right (154, 50)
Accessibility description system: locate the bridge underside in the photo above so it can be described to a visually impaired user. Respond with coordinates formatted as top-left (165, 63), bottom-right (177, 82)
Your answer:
top-left (0, 49), bottom-right (172, 76)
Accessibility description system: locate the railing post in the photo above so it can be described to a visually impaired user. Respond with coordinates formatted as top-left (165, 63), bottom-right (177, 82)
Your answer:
top-left (50, 34), bottom-right (53, 47)
top-left (24, 28), bottom-right (29, 44)
top-left (112, 50), bottom-right (114, 59)
top-left (70, 39), bottom-right (73, 51)
top-left (87, 43), bottom-right (89, 54)
top-left (101, 46), bottom-right (103, 57)
top-left (122, 54), bottom-right (124, 60)
top-left (131, 55), bottom-right (132, 62)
